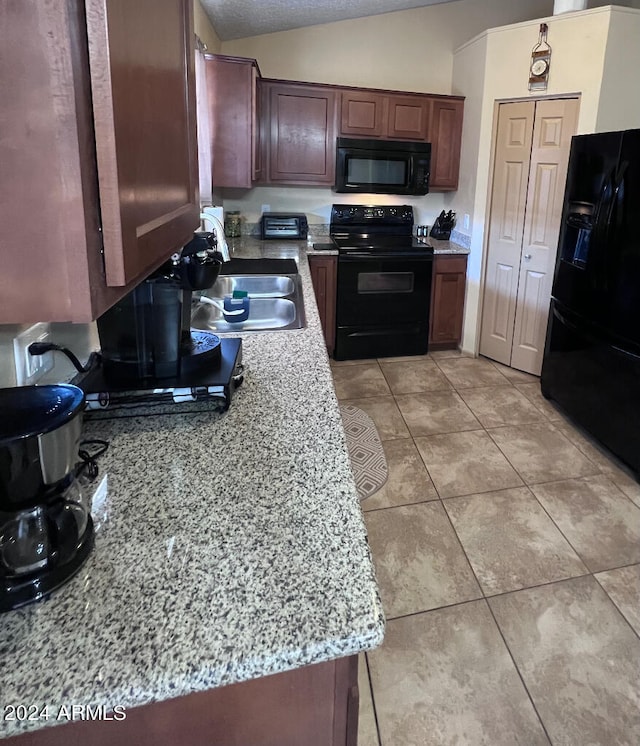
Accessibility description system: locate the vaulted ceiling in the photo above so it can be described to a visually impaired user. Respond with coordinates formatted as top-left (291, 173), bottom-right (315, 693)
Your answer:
top-left (200, 0), bottom-right (461, 41)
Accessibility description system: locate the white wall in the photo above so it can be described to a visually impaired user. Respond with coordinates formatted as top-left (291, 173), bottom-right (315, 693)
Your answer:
top-left (220, 0), bottom-right (552, 93)
top-left (193, 0), bottom-right (221, 52)
top-left (596, 7), bottom-right (640, 130)
top-left (452, 5), bottom-right (640, 355)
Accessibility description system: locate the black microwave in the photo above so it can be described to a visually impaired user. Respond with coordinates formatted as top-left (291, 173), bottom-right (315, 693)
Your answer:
top-left (335, 137), bottom-right (431, 195)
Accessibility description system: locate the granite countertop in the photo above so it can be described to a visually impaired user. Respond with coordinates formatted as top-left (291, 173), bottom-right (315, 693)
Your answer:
top-left (0, 239), bottom-right (384, 738)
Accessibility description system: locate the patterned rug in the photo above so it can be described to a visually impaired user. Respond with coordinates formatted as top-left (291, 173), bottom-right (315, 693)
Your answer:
top-left (340, 404), bottom-right (388, 501)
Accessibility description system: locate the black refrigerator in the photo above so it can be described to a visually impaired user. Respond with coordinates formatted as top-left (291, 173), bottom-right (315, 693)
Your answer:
top-left (541, 128), bottom-right (640, 476)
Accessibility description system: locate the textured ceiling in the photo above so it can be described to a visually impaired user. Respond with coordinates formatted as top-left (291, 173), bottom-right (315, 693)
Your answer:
top-left (200, 0), bottom-right (460, 41)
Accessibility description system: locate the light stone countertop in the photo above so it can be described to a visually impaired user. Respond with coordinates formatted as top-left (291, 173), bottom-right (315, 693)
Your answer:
top-left (0, 239), bottom-right (385, 737)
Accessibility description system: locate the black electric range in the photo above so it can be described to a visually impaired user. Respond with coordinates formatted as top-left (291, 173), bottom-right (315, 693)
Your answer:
top-left (329, 204), bottom-right (434, 360)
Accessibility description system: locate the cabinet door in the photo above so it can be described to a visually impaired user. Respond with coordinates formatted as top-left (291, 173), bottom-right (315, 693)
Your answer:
top-left (429, 255), bottom-right (467, 349)
top-left (309, 255), bottom-right (337, 355)
top-left (86, 0), bottom-right (199, 287)
top-left (428, 98), bottom-right (464, 190)
top-left (387, 95), bottom-right (430, 141)
top-left (340, 90), bottom-right (386, 138)
top-left (206, 55), bottom-right (259, 189)
top-left (251, 65), bottom-right (263, 182)
top-left (9, 656), bottom-right (359, 746)
top-left (265, 82), bottom-right (338, 184)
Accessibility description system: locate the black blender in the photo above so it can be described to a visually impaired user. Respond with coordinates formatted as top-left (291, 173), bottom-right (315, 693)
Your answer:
top-left (0, 384), bottom-right (94, 612)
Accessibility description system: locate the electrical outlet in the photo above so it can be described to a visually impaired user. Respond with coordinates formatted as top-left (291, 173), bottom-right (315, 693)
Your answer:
top-left (13, 323), bottom-right (54, 385)
top-left (261, 204), bottom-right (271, 214)
top-left (463, 213), bottom-right (470, 231)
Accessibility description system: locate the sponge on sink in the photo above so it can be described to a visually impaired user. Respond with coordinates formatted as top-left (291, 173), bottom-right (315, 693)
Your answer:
top-left (232, 290), bottom-right (248, 299)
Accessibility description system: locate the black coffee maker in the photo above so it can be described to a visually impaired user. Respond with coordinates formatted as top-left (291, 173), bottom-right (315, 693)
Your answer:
top-left (96, 233), bottom-right (224, 384)
top-left (0, 384), bottom-right (94, 612)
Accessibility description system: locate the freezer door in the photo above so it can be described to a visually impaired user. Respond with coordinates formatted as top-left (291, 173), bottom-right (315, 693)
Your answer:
top-left (552, 131), bottom-right (622, 321)
top-left (603, 129), bottom-right (640, 345)
top-left (541, 300), bottom-right (640, 475)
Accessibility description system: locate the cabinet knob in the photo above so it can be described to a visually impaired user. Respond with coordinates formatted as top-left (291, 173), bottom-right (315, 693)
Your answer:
top-left (524, 254), bottom-right (532, 260)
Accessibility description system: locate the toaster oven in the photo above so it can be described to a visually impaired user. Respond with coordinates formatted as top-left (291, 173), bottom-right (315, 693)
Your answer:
top-left (260, 213), bottom-right (308, 240)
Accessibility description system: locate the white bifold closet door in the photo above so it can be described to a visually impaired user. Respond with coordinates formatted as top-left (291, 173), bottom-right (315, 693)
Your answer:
top-left (480, 97), bottom-right (579, 375)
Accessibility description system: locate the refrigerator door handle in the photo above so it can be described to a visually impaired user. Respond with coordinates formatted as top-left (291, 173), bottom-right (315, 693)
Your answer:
top-left (612, 342), bottom-right (640, 362)
top-left (601, 161), bottom-right (628, 292)
top-left (554, 303), bottom-right (640, 362)
top-left (588, 168), bottom-right (615, 291)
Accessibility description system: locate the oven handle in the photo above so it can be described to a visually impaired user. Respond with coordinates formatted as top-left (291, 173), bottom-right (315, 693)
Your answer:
top-left (338, 252), bottom-right (433, 261)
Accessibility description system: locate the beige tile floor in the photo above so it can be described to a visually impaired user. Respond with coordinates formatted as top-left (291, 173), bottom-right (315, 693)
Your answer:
top-left (331, 351), bottom-right (640, 746)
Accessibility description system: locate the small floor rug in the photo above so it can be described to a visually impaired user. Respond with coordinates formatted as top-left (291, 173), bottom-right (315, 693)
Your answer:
top-left (340, 404), bottom-right (388, 501)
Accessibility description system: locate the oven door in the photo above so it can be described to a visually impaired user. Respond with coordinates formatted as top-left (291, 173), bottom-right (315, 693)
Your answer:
top-left (335, 252), bottom-right (433, 359)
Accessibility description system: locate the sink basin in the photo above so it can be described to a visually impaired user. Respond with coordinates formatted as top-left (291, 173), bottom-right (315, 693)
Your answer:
top-left (191, 274), bottom-right (305, 332)
top-left (209, 275), bottom-right (295, 298)
top-left (191, 297), bottom-right (300, 332)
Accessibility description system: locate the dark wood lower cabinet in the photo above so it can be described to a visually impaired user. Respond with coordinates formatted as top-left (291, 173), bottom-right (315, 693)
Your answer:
top-left (4, 656), bottom-right (359, 746)
top-left (308, 255), bottom-right (338, 356)
top-left (429, 255), bottom-right (468, 350)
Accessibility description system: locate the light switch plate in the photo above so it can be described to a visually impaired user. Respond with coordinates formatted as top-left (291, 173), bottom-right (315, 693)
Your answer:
top-left (13, 323), bottom-right (54, 385)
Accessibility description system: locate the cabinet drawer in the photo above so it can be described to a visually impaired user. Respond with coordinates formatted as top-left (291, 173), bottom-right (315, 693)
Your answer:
top-left (434, 255), bottom-right (467, 273)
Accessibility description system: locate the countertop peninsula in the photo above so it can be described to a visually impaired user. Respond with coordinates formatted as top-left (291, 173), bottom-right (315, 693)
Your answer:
top-left (0, 239), bottom-right (384, 739)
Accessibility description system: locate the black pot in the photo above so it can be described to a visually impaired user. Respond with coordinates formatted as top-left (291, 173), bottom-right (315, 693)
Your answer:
top-left (0, 384), bottom-right (85, 508)
top-left (180, 231), bottom-right (223, 290)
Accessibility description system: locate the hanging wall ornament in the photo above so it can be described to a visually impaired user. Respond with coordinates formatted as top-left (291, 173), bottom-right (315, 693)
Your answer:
top-left (529, 23), bottom-right (552, 91)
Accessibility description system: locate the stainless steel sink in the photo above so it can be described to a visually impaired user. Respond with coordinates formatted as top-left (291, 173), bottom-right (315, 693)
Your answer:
top-left (191, 274), bottom-right (305, 332)
top-left (208, 275), bottom-right (295, 298)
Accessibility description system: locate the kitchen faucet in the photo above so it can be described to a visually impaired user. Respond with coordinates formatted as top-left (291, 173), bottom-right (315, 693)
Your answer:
top-left (200, 212), bottom-right (230, 262)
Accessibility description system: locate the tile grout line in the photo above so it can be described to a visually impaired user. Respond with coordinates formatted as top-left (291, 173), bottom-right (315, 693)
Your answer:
top-left (483, 596), bottom-right (555, 744)
top-left (591, 572), bottom-right (640, 642)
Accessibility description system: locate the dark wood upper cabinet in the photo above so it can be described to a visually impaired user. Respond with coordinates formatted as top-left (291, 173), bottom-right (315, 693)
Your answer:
top-left (0, 0), bottom-right (198, 323)
top-left (428, 98), bottom-right (464, 191)
top-left (206, 55), bottom-right (262, 188)
top-left (249, 73), bottom-right (464, 191)
top-left (338, 87), bottom-right (463, 189)
top-left (340, 90), bottom-right (431, 141)
top-left (340, 90), bottom-right (387, 137)
top-left (261, 81), bottom-right (338, 185)
top-left (86, 0), bottom-right (199, 287)
top-left (386, 95), bottom-right (431, 140)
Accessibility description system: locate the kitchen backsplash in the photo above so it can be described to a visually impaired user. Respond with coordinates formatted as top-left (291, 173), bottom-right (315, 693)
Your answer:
top-left (220, 185), bottom-right (460, 235)
top-left (0, 322), bottom-right (98, 388)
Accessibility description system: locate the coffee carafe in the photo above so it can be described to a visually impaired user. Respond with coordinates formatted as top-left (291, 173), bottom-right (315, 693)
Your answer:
top-left (0, 384), bottom-right (94, 612)
top-left (96, 232), bottom-right (224, 385)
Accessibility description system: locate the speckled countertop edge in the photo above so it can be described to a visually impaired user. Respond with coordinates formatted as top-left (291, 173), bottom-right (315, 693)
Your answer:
top-left (0, 240), bottom-right (385, 737)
